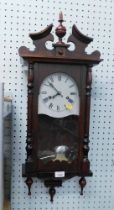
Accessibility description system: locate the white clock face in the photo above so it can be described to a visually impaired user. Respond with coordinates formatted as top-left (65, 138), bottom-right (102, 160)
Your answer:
top-left (38, 73), bottom-right (80, 118)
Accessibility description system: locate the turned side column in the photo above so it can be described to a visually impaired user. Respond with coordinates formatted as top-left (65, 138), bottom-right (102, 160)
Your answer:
top-left (25, 62), bottom-right (34, 195)
top-left (79, 65), bottom-right (92, 195)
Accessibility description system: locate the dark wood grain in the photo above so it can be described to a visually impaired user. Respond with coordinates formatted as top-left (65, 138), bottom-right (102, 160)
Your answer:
top-left (19, 12), bottom-right (102, 200)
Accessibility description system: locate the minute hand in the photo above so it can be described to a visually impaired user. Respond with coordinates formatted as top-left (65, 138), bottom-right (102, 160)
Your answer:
top-left (48, 82), bottom-right (63, 97)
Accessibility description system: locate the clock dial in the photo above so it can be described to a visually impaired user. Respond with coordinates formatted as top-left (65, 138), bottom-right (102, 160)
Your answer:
top-left (38, 73), bottom-right (79, 118)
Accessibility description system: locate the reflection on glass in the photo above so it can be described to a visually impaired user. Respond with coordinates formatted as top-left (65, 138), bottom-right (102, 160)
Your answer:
top-left (38, 115), bottom-right (79, 165)
top-left (38, 145), bottom-right (77, 164)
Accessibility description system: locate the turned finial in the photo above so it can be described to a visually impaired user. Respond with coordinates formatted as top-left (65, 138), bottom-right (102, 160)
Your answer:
top-left (55, 12), bottom-right (66, 45)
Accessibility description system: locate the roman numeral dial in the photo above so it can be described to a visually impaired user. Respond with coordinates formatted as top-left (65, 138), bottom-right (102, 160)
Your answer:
top-left (38, 73), bottom-right (80, 118)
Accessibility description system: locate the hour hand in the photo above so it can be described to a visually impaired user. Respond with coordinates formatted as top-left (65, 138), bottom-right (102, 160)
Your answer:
top-left (43, 93), bottom-right (60, 102)
top-left (52, 93), bottom-right (60, 98)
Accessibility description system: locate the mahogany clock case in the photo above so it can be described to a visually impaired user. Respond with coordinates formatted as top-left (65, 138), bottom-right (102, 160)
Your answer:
top-left (19, 12), bottom-right (102, 200)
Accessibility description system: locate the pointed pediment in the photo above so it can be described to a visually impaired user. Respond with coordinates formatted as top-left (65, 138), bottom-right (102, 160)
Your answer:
top-left (19, 12), bottom-right (102, 65)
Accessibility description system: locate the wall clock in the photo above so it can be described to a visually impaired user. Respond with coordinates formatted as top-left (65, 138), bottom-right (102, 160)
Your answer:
top-left (19, 12), bottom-right (102, 202)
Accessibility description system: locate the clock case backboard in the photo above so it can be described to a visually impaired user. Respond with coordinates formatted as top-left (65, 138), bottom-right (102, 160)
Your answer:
top-left (19, 13), bottom-right (102, 201)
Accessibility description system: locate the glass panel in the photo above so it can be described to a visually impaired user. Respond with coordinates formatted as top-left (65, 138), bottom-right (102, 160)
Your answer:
top-left (37, 73), bottom-right (80, 165)
top-left (38, 115), bottom-right (79, 164)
